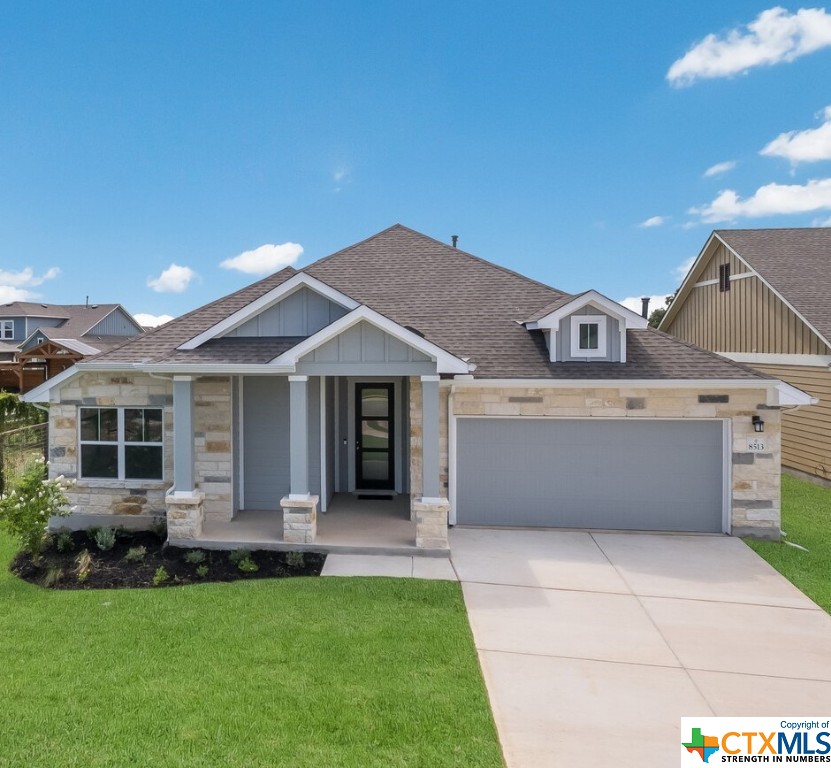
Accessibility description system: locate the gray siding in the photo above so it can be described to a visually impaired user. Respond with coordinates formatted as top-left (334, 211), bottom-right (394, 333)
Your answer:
top-left (0, 316), bottom-right (26, 342)
top-left (242, 376), bottom-right (320, 510)
top-left (557, 308), bottom-right (621, 362)
top-left (456, 418), bottom-right (724, 532)
top-left (337, 378), bottom-right (349, 491)
top-left (325, 377), bottom-right (336, 508)
top-left (228, 287), bottom-right (348, 338)
top-left (88, 308), bottom-right (141, 336)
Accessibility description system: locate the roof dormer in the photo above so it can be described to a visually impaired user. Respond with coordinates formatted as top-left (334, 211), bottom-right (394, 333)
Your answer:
top-left (524, 290), bottom-right (649, 363)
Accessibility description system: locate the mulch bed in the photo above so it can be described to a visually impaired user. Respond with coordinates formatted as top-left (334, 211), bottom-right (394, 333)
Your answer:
top-left (10, 529), bottom-right (326, 589)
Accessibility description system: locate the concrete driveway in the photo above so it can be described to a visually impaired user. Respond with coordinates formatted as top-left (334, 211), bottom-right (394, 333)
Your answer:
top-left (450, 528), bottom-right (831, 768)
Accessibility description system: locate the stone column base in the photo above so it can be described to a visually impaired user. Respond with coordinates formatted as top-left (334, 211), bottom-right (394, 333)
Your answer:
top-left (413, 497), bottom-right (450, 549)
top-left (166, 491), bottom-right (206, 540)
top-left (281, 495), bottom-right (319, 544)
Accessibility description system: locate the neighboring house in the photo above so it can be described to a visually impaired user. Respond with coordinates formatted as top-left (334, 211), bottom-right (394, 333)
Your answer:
top-left (0, 302), bottom-right (143, 393)
top-left (24, 225), bottom-right (811, 552)
top-left (660, 228), bottom-right (829, 485)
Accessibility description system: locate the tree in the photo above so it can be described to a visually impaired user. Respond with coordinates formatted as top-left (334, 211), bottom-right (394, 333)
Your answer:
top-left (647, 291), bottom-right (677, 329)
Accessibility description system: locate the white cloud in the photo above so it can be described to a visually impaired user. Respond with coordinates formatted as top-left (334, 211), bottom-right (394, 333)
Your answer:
top-left (812, 215), bottom-right (831, 226)
top-left (704, 161), bottom-right (737, 177)
top-left (674, 256), bottom-right (696, 281)
top-left (0, 266), bottom-right (60, 303)
top-left (690, 177), bottom-right (831, 222)
top-left (147, 263), bottom-right (196, 293)
top-left (639, 215), bottom-right (668, 228)
top-left (220, 242), bottom-right (303, 275)
top-left (333, 165), bottom-right (351, 192)
top-left (133, 313), bottom-right (175, 328)
top-left (761, 105), bottom-right (831, 163)
top-left (667, 7), bottom-right (831, 86)
top-left (618, 295), bottom-right (670, 315)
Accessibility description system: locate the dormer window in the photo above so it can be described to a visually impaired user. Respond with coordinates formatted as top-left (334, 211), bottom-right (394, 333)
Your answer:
top-left (0, 320), bottom-right (13, 339)
top-left (570, 315), bottom-right (606, 358)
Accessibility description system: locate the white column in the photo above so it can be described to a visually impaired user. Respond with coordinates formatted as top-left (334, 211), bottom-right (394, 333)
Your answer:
top-left (172, 376), bottom-right (194, 495)
top-left (288, 375), bottom-right (309, 499)
top-left (421, 375), bottom-right (441, 501)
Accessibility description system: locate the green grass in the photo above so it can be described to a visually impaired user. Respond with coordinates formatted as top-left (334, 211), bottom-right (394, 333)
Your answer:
top-left (0, 535), bottom-right (502, 768)
top-left (746, 474), bottom-right (831, 613)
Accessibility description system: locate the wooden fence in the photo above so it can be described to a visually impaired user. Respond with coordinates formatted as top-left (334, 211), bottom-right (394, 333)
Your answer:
top-left (0, 422), bottom-right (48, 494)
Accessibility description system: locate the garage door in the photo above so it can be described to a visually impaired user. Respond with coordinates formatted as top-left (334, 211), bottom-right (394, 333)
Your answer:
top-left (455, 418), bottom-right (725, 532)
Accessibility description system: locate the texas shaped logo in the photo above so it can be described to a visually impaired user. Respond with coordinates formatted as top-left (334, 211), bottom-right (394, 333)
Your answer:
top-left (683, 727), bottom-right (721, 763)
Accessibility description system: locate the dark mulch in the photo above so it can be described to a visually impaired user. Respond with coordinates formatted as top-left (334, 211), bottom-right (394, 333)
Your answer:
top-left (10, 529), bottom-right (326, 589)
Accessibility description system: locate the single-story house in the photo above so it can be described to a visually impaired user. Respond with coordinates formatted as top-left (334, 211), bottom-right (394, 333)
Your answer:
top-left (24, 225), bottom-right (812, 551)
top-left (659, 228), bottom-right (829, 485)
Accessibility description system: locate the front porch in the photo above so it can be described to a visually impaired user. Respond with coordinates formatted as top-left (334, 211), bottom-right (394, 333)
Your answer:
top-left (171, 493), bottom-right (450, 557)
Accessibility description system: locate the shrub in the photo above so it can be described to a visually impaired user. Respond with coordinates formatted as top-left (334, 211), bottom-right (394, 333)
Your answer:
top-left (195, 564), bottom-right (209, 578)
top-left (149, 516), bottom-right (167, 540)
top-left (184, 549), bottom-right (206, 565)
top-left (285, 551), bottom-right (305, 568)
top-left (152, 566), bottom-right (169, 586)
top-left (55, 530), bottom-right (74, 553)
top-left (124, 546), bottom-right (147, 563)
top-left (75, 549), bottom-right (93, 583)
top-left (41, 567), bottom-right (64, 588)
top-left (228, 548), bottom-right (249, 565)
top-left (0, 458), bottom-right (72, 557)
top-left (93, 527), bottom-right (117, 552)
top-left (236, 554), bottom-right (259, 573)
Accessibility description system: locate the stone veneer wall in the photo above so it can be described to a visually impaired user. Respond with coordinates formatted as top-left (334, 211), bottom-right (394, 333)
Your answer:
top-left (48, 372), bottom-right (174, 523)
top-left (193, 376), bottom-right (233, 523)
top-left (408, 382), bottom-right (782, 538)
top-left (408, 378), bottom-right (449, 499)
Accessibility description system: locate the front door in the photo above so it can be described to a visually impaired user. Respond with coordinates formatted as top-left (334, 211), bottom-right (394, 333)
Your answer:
top-left (355, 383), bottom-right (394, 490)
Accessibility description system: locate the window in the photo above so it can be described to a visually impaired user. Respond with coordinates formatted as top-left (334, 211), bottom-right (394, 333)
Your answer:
top-left (79, 407), bottom-right (164, 480)
top-left (0, 320), bottom-right (13, 339)
top-left (718, 263), bottom-right (731, 292)
top-left (570, 315), bottom-right (607, 358)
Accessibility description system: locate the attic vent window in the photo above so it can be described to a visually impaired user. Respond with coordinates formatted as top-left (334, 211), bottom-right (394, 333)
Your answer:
top-left (570, 315), bottom-right (606, 358)
top-left (718, 263), bottom-right (731, 292)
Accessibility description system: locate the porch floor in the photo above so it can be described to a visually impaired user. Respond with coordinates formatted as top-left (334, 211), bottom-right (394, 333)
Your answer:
top-left (187, 493), bottom-right (449, 557)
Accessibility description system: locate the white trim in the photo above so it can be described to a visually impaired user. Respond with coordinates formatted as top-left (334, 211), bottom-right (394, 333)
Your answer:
top-left (548, 329), bottom-right (558, 362)
top-left (21, 366), bottom-right (80, 402)
top-left (450, 413), bottom-right (731, 535)
top-left (80, 361), bottom-right (295, 375)
top-left (693, 278), bottom-right (719, 288)
top-left (319, 376), bottom-right (327, 512)
top-left (173, 374), bottom-right (194, 381)
top-left (619, 325), bottom-right (627, 364)
top-left (85, 305), bottom-right (145, 336)
top-left (288, 493), bottom-right (312, 501)
top-left (333, 380), bottom-right (340, 492)
top-left (526, 289), bottom-right (649, 331)
top-left (658, 231), bottom-right (720, 331)
top-left (0, 319), bottom-right (14, 340)
top-left (721, 352), bottom-right (831, 368)
top-left (569, 315), bottom-right (607, 358)
top-left (288, 374), bottom-right (308, 382)
top-left (420, 374), bottom-right (440, 382)
top-left (237, 375), bottom-right (245, 511)
top-left (177, 272), bottom-right (360, 350)
top-left (448, 386), bottom-right (457, 525)
top-left (731, 271), bottom-right (754, 282)
top-left (775, 381), bottom-right (818, 406)
top-left (446, 377), bottom-right (776, 389)
top-left (272, 304), bottom-right (472, 374)
top-left (419, 497), bottom-right (446, 505)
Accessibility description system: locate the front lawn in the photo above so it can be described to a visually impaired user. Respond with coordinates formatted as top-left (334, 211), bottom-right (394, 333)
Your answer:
top-left (746, 474), bottom-right (831, 613)
top-left (0, 534), bottom-right (502, 768)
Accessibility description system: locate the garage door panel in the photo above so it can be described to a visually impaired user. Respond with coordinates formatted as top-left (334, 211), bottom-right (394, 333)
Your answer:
top-left (456, 418), bottom-right (724, 532)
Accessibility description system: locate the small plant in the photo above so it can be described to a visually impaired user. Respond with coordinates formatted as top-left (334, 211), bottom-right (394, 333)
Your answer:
top-left (152, 566), bottom-right (169, 586)
top-left (124, 546), bottom-right (147, 563)
top-left (41, 566), bottom-right (64, 588)
top-left (0, 458), bottom-right (72, 558)
top-left (184, 549), bottom-right (206, 565)
top-left (236, 554), bottom-right (259, 573)
top-left (228, 548), bottom-right (249, 565)
top-left (93, 526), bottom-right (117, 552)
top-left (75, 549), bottom-right (93, 583)
top-left (285, 551), bottom-right (305, 568)
top-left (55, 530), bottom-right (75, 553)
top-left (195, 564), bottom-right (209, 578)
top-left (149, 516), bottom-right (167, 540)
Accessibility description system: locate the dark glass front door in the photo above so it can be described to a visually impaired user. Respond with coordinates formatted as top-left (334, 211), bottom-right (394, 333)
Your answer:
top-left (355, 383), bottom-right (394, 489)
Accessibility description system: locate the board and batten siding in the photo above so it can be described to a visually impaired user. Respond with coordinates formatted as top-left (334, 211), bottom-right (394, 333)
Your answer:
top-left (88, 309), bottom-right (142, 336)
top-left (299, 320), bottom-right (431, 364)
top-left (227, 287), bottom-right (348, 338)
top-left (753, 363), bottom-right (831, 481)
top-left (666, 243), bottom-right (829, 355)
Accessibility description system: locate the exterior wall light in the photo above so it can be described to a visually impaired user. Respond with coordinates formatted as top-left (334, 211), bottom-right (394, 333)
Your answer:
top-left (752, 415), bottom-right (765, 433)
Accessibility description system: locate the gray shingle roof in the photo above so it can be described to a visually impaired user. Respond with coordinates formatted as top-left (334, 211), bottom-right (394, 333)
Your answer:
top-left (716, 227), bottom-right (831, 346)
top-left (92, 224), bottom-right (770, 381)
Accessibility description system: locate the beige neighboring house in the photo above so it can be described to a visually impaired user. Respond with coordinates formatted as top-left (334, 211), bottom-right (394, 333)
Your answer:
top-left (660, 227), bottom-right (830, 484)
top-left (23, 225), bottom-right (812, 551)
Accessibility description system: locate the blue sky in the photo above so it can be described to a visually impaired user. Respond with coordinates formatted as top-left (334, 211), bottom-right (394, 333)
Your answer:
top-left (2, 2), bottom-right (831, 324)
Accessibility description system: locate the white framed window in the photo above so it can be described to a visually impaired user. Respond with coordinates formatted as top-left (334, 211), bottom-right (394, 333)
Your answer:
top-left (79, 407), bottom-right (164, 480)
top-left (0, 320), bottom-right (13, 339)
top-left (570, 315), bottom-right (607, 358)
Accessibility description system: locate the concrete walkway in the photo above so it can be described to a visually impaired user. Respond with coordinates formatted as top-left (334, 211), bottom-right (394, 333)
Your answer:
top-left (450, 528), bottom-right (831, 768)
top-left (321, 553), bottom-right (457, 580)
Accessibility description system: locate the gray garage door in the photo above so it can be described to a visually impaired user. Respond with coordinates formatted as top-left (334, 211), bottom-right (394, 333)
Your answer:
top-left (456, 418), bottom-right (724, 532)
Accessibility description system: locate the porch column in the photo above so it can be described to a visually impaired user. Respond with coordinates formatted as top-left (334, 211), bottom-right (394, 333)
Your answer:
top-left (167, 375), bottom-right (205, 540)
top-left (288, 375), bottom-right (309, 498)
top-left (420, 375), bottom-right (441, 500)
top-left (415, 375), bottom-right (449, 550)
top-left (282, 375), bottom-right (318, 544)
